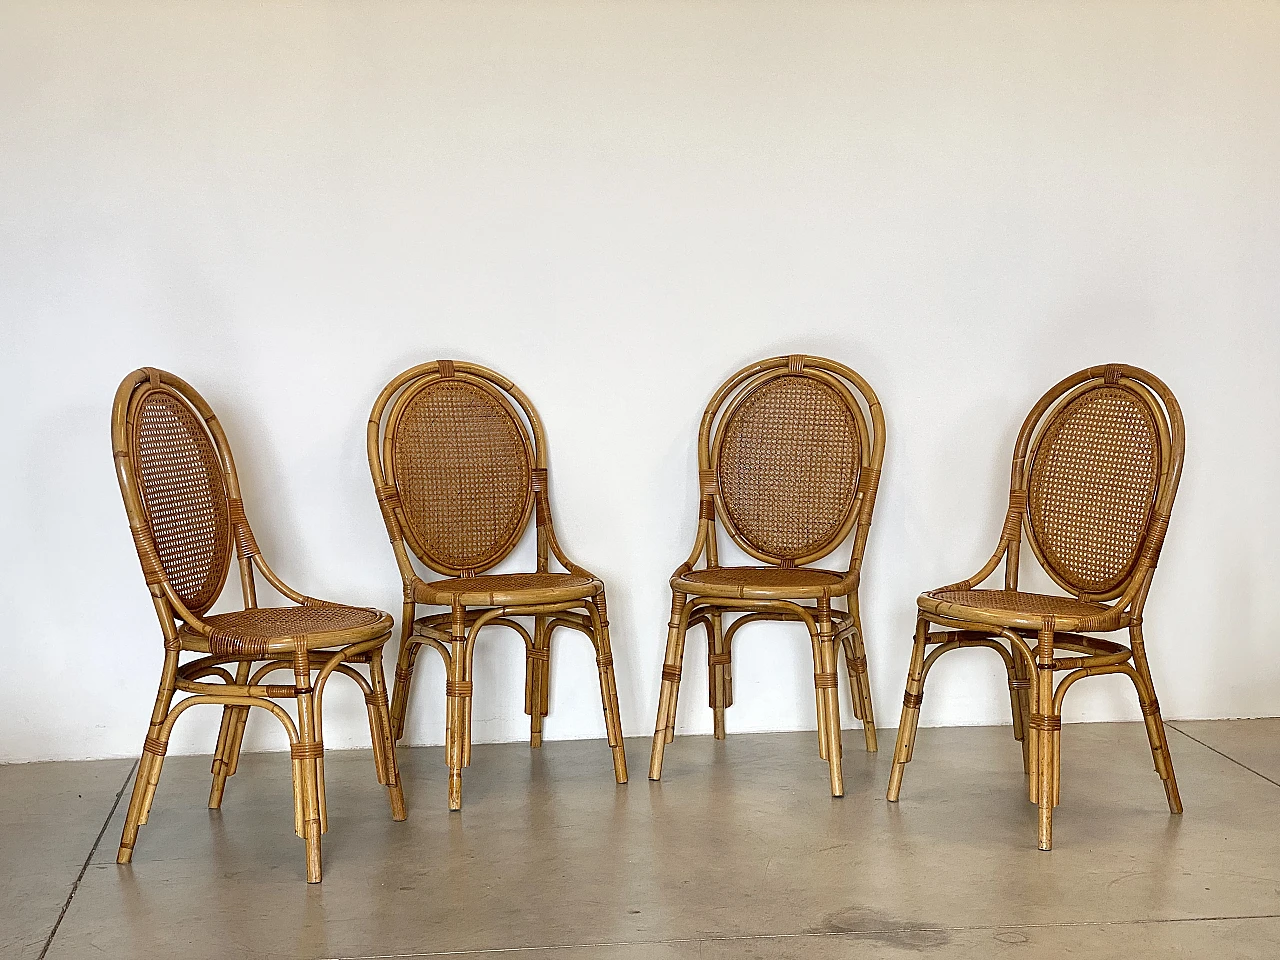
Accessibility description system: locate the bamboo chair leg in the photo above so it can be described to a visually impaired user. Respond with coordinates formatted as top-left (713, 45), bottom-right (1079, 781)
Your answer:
top-left (590, 596), bottom-right (628, 784)
top-left (1034, 626), bottom-right (1057, 851)
top-left (1011, 651), bottom-right (1032, 775)
top-left (118, 654), bottom-right (180, 863)
top-left (811, 633), bottom-right (829, 761)
top-left (846, 611), bottom-right (877, 753)
top-left (649, 592), bottom-right (689, 781)
top-left (815, 602), bottom-right (844, 798)
top-left (292, 649), bottom-right (323, 883)
top-left (707, 611), bottom-right (730, 741)
top-left (887, 617), bottom-right (930, 801)
top-left (445, 619), bottom-right (467, 810)
top-left (527, 615), bottom-right (549, 748)
top-left (369, 646), bottom-right (407, 821)
top-left (1130, 626), bottom-right (1183, 814)
top-left (209, 660), bottom-right (253, 808)
top-left (389, 602), bottom-right (418, 740)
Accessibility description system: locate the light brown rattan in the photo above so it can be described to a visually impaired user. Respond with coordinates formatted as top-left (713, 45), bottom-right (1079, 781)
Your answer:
top-left (716, 374), bottom-right (861, 561)
top-left (112, 367), bottom-right (404, 883)
top-left (391, 376), bottom-right (534, 575)
top-left (1027, 385), bottom-right (1160, 595)
top-left (887, 363), bottom-right (1185, 852)
top-left (368, 360), bottom-right (627, 810)
top-left (649, 355), bottom-right (886, 796)
top-left (131, 387), bottom-right (233, 615)
top-left (927, 590), bottom-right (1109, 620)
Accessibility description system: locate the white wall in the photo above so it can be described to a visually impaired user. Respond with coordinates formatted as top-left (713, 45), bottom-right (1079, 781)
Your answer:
top-left (1, 1), bottom-right (1277, 763)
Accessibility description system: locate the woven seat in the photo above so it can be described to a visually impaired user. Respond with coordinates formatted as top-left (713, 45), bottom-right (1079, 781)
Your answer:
top-left (674, 565), bottom-right (845, 600)
top-left (650, 355), bottom-right (886, 798)
top-left (888, 363), bottom-right (1185, 852)
top-left (178, 604), bottom-right (393, 656)
top-left (369, 360), bottom-right (627, 810)
top-left (918, 589), bottom-right (1117, 632)
top-left (111, 368), bottom-right (403, 884)
top-left (414, 572), bottom-right (597, 607)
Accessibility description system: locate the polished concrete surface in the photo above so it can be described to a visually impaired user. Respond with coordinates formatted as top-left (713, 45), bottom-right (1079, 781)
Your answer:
top-left (3, 720), bottom-right (1278, 959)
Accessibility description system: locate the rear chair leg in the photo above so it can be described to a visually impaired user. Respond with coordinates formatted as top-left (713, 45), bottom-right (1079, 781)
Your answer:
top-left (389, 602), bottom-right (418, 740)
top-left (707, 611), bottom-right (730, 741)
top-left (845, 610), bottom-right (877, 753)
top-left (369, 646), bottom-right (406, 821)
top-left (1131, 626), bottom-right (1182, 814)
top-left (527, 615), bottom-right (550, 748)
top-left (210, 661), bottom-right (254, 808)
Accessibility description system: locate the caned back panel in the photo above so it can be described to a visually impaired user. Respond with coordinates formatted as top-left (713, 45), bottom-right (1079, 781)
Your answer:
top-left (1027, 384), bottom-right (1161, 595)
top-left (389, 376), bottom-right (534, 574)
top-left (714, 373), bottom-right (862, 562)
top-left (129, 387), bottom-right (233, 614)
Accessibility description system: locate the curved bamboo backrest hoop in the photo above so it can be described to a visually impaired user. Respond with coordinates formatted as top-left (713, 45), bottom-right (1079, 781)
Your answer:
top-left (368, 360), bottom-right (545, 578)
top-left (1011, 363), bottom-right (1184, 604)
top-left (700, 355), bottom-right (885, 567)
top-left (112, 368), bottom-right (242, 617)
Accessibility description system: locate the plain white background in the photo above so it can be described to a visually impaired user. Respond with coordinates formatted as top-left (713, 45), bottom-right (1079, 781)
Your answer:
top-left (1, 1), bottom-right (1277, 763)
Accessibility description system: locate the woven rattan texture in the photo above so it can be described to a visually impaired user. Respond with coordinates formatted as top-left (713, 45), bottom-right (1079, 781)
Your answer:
top-left (421, 572), bottom-right (594, 597)
top-left (681, 567), bottom-right (844, 589)
top-left (392, 378), bottom-right (533, 572)
top-left (132, 389), bottom-right (231, 614)
top-left (929, 589), bottom-right (1110, 619)
top-left (185, 604), bottom-right (383, 640)
top-left (716, 375), bottom-right (860, 560)
top-left (1028, 386), bottom-right (1160, 594)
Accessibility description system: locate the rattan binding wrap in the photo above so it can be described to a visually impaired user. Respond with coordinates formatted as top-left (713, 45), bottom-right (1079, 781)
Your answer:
top-left (1028, 385), bottom-right (1160, 595)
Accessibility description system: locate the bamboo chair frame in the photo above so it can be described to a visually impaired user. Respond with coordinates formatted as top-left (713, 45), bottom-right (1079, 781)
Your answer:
top-left (649, 355), bottom-right (886, 796)
top-left (111, 368), bottom-right (404, 883)
top-left (886, 363), bottom-right (1184, 850)
top-left (367, 360), bottom-right (627, 810)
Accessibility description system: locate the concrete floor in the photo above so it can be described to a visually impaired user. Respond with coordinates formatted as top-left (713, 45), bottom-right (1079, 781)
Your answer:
top-left (3, 719), bottom-right (1279, 959)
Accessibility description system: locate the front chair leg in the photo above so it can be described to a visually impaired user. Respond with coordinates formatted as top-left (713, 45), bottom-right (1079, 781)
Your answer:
top-left (589, 594), bottom-right (628, 784)
top-left (815, 600), bottom-right (844, 798)
top-left (887, 616), bottom-right (930, 802)
top-left (1033, 624), bottom-right (1057, 851)
top-left (649, 592), bottom-right (689, 781)
top-left (369, 646), bottom-right (407, 821)
top-left (291, 649), bottom-right (323, 882)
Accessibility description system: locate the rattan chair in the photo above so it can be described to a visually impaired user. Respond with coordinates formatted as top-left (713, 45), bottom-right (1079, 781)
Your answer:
top-left (111, 368), bottom-right (404, 883)
top-left (368, 360), bottom-right (627, 810)
top-left (887, 363), bottom-right (1184, 850)
top-left (648, 355), bottom-right (885, 796)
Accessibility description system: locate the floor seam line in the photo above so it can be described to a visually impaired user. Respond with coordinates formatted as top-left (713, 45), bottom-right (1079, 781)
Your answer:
top-left (324, 913), bottom-right (1280, 959)
top-left (37, 759), bottom-right (137, 960)
top-left (1167, 722), bottom-right (1280, 789)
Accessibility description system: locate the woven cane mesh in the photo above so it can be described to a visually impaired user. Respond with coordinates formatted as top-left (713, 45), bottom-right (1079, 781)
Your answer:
top-left (184, 604), bottom-right (382, 640)
top-left (1028, 385), bottom-right (1160, 594)
top-left (716, 375), bottom-right (861, 561)
top-left (132, 389), bottom-right (232, 614)
top-left (930, 589), bottom-right (1109, 620)
top-left (421, 572), bottom-right (594, 598)
top-left (391, 378), bottom-right (533, 572)
top-left (681, 567), bottom-right (844, 590)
